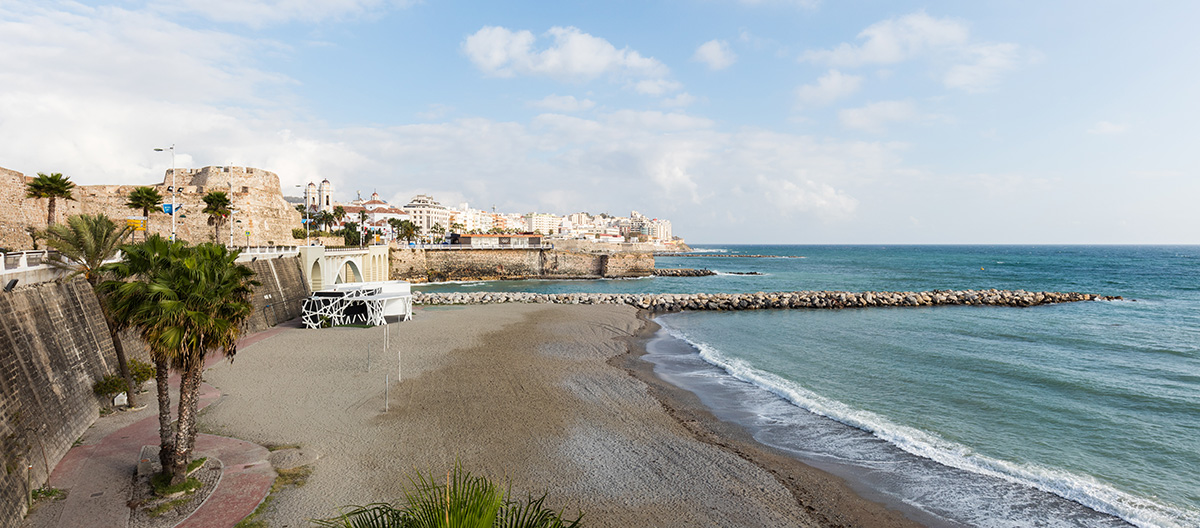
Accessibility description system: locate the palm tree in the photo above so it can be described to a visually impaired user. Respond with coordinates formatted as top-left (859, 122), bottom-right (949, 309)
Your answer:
top-left (25, 172), bottom-right (76, 227)
top-left (102, 239), bottom-right (257, 485)
top-left (126, 187), bottom-right (163, 241)
top-left (100, 235), bottom-right (186, 472)
top-left (201, 191), bottom-right (232, 243)
top-left (398, 220), bottom-right (420, 243)
top-left (43, 214), bottom-right (139, 407)
top-left (333, 205), bottom-right (346, 229)
top-left (313, 465), bottom-right (582, 528)
top-left (431, 223), bottom-right (446, 243)
top-left (314, 210), bottom-right (334, 232)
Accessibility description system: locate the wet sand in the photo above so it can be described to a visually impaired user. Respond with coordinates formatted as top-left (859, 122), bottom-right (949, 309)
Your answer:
top-left (200, 304), bottom-right (919, 527)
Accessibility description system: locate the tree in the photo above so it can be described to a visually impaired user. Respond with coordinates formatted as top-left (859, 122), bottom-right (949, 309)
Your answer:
top-left (387, 218), bottom-right (404, 242)
top-left (313, 465), bottom-right (582, 528)
top-left (126, 187), bottom-right (163, 241)
top-left (101, 238), bottom-right (257, 485)
top-left (431, 223), bottom-right (446, 243)
top-left (451, 222), bottom-right (465, 234)
top-left (397, 220), bottom-right (420, 243)
top-left (201, 191), bottom-right (232, 243)
top-left (25, 172), bottom-right (76, 227)
top-left (342, 221), bottom-right (361, 246)
top-left (333, 205), bottom-right (346, 227)
top-left (43, 214), bottom-right (139, 407)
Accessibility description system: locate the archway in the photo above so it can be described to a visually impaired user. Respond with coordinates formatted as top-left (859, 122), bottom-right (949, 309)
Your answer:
top-left (310, 260), bottom-right (323, 291)
top-left (336, 259), bottom-right (363, 284)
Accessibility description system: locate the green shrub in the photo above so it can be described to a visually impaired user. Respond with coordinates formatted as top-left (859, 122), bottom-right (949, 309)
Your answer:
top-left (313, 465), bottom-right (582, 528)
top-left (93, 375), bottom-right (128, 399)
top-left (151, 472), bottom-right (202, 497)
top-left (292, 228), bottom-right (306, 239)
top-left (130, 359), bottom-right (154, 386)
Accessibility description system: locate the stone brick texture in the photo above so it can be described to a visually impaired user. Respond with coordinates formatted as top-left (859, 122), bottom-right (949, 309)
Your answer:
top-left (0, 256), bottom-right (306, 526)
top-left (0, 165), bottom-right (301, 251)
top-left (241, 257), bottom-right (310, 333)
top-left (388, 247), bottom-right (655, 282)
top-left (0, 278), bottom-right (149, 526)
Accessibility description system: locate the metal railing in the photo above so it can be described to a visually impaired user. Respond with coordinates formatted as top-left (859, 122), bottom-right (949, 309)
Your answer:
top-left (0, 250), bottom-right (60, 272)
top-left (416, 243), bottom-right (556, 250)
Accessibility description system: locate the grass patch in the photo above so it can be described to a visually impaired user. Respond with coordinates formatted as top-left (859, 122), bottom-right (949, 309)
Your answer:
top-left (234, 464), bottom-right (312, 528)
top-left (150, 472), bottom-right (202, 497)
top-left (147, 497), bottom-right (190, 517)
top-left (274, 466), bottom-right (312, 491)
top-left (31, 487), bottom-right (64, 501)
top-left (187, 457), bottom-right (207, 473)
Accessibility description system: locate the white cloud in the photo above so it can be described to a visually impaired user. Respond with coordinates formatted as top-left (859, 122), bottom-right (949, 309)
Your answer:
top-left (801, 12), bottom-right (969, 66)
top-left (801, 12), bottom-right (1030, 92)
top-left (462, 26), bottom-right (670, 83)
top-left (661, 92), bottom-right (699, 108)
top-left (693, 39), bottom-right (737, 70)
top-left (943, 42), bottom-right (1022, 92)
top-left (153, 0), bottom-right (417, 27)
top-left (839, 100), bottom-right (919, 133)
top-left (631, 79), bottom-right (683, 95)
top-left (795, 69), bottom-right (862, 107)
top-left (1088, 121), bottom-right (1127, 135)
top-left (529, 95), bottom-right (595, 113)
top-left (756, 175), bottom-right (858, 217)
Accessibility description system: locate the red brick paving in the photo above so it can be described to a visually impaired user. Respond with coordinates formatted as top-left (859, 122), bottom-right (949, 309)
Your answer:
top-left (45, 327), bottom-right (286, 528)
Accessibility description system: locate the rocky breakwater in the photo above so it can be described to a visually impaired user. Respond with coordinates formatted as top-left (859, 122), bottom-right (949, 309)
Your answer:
top-left (414, 289), bottom-right (1117, 312)
top-left (653, 268), bottom-right (716, 277)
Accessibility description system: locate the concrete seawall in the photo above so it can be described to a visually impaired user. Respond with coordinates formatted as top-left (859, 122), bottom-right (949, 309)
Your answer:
top-left (390, 247), bottom-right (655, 282)
top-left (415, 289), bottom-right (1116, 311)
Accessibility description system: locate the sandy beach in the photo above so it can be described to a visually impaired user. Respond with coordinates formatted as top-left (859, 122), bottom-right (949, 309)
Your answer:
top-left (200, 303), bottom-right (919, 527)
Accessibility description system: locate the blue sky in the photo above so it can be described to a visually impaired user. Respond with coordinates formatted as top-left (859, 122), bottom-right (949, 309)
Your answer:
top-left (1, 1), bottom-right (1197, 243)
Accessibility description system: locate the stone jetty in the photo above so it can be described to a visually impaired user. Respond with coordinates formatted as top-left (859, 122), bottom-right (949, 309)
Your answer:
top-left (653, 268), bottom-right (716, 277)
top-left (415, 289), bottom-right (1117, 312)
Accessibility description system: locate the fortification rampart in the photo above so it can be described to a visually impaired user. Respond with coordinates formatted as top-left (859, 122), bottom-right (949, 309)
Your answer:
top-left (0, 256), bottom-right (306, 525)
top-left (0, 165), bottom-right (301, 251)
top-left (0, 279), bottom-right (151, 526)
top-left (387, 247), bottom-right (655, 282)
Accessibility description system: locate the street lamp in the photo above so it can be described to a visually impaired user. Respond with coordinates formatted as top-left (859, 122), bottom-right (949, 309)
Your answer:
top-left (295, 184), bottom-right (310, 245)
top-left (228, 181), bottom-right (235, 247)
top-left (153, 145), bottom-right (176, 241)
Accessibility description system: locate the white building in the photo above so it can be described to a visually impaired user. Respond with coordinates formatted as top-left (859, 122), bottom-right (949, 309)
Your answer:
top-left (403, 194), bottom-right (451, 235)
top-left (303, 179), bottom-right (335, 213)
top-left (524, 213), bottom-right (561, 235)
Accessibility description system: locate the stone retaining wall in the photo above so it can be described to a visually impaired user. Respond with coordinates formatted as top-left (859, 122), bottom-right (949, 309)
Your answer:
top-left (0, 256), bottom-right (305, 526)
top-left (415, 289), bottom-right (1115, 311)
top-left (0, 279), bottom-right (150, 526)
top-left (387, 247), bottom-right (656, 282)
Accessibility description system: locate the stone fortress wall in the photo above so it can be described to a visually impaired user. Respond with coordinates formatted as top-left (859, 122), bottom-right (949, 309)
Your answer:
top-left (0, 165), bottom-right (301, 251)
top-left (389, 246), bottom-right (655, 282)
top-left (0, 256), bottom-right (308, 526)
top-left (0, 279), bottom-right (151, 527)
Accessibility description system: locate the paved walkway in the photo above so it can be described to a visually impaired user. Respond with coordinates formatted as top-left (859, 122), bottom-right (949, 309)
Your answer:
top-left (45, 325), bottom-right (292, 528)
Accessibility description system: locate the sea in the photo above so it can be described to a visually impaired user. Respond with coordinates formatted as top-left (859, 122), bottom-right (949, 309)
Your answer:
top-left (415, 245), bottom-right (1200, 528)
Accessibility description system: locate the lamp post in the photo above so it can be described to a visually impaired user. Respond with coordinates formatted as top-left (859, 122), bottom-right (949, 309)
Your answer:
top-left (153, 145), bottom-right (176, 241)
top-left (228, 181), bottom-right (235, 247)
top-left (295, 184), bottom-right (310, 245)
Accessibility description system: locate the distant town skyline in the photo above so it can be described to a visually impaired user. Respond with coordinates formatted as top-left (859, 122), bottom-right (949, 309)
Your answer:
top-left (1, 1), bottom-right (1197, 244)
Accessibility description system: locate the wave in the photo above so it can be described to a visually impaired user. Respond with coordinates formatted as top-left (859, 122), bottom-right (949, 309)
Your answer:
top-left (713, 271), bottom-right (770, 277)
top-left (657, 323), bottom-right (1198, 528)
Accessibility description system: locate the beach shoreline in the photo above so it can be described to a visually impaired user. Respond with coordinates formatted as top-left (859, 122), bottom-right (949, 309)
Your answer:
top-left (614, 310), bottom-right (923, 528)
top-left (198, 303), bottom-right (921, 527)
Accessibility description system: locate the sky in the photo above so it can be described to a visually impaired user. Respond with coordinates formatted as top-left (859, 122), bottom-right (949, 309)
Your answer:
top-left (1, 1), bottom-right (1197, 244)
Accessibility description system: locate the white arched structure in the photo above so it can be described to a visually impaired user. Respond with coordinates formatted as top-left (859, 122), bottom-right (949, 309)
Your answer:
top-left (298, 245), bottom-right (389, 292)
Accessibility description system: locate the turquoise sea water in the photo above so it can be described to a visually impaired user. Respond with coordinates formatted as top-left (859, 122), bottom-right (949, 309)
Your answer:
top-left (417, 246), bottom-right (1200, 527)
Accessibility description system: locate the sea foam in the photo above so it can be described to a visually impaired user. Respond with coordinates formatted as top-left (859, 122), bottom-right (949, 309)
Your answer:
top-left (658, 323), bottom-right (1198, 528)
